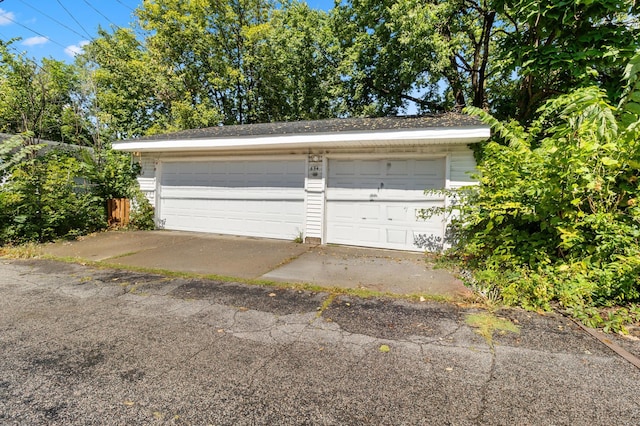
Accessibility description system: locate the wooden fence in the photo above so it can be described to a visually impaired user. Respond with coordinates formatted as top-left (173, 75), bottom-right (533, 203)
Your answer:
top-left (107, 198), bottom-right (130, 227)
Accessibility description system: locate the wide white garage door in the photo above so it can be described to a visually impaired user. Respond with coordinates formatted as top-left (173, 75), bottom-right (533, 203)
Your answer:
top-left (326, 158), bottom-right (446, 251)
top-left (159, 160), bottom-right (305, 240)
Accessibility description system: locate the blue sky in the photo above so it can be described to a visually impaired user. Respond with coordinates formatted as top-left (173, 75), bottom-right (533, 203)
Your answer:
top-left (0, 0), bottom-right (139, 61)
top-left (0, 0), bottom-right (334, 62)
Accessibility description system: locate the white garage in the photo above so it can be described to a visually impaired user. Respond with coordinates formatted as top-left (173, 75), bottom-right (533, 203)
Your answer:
top-left (158, 159), bottom-right (305, 240)
top-left (114, 114), bottom-right (490, 251)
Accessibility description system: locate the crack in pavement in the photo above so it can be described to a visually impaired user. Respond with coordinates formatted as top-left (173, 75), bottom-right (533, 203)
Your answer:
top-left (470, 350), bottom-right (497, 425)
top-left (4, 262), bottom-right (485, 361)
top-left (4, 259), bottom-right (640, 425)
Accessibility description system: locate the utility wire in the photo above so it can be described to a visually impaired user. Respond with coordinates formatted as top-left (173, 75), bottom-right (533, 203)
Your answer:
top-left (55, 0), bottom-right (93, 39)
top-left (0, 10), bottom-right (66, 49)
top-left (16, 0), bottom-right (87, 40)
top-left (81, 0), bottom-right (120, 29)
top-left (115, 0), bottom-right (135, 12)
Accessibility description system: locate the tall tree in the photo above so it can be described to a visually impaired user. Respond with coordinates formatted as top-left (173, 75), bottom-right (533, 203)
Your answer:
top-left (136, 0), bottom-right (273, 125)
top-left (0, 40), bottom-right (86, 144)
top-left (253, 1), bottom-right (340, 121)
top-left (80, 0), bottom-right (340, 134)
top-left (332, 0), bottom-right (639, 120)
top-left (78, 28), bottom-right (174, 139)
top-left (495, 0), bottom-right (640, 120)
top-left (331, 0), bottom-right (502, 116)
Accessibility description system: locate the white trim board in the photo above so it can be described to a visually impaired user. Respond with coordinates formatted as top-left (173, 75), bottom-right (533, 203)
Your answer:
top-left (114, 127), bottom-right (490, 153)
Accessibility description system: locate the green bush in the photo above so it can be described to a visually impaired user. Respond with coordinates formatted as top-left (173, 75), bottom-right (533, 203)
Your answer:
top-left (0, 135), bottom-right (145, 244)
top-left (0, 149), bottom-right (105, 244)
top-left (435, 52), bottom-right (640, 332)
top-left (81, 149), bottom-right (141, 200)
top-left (129, 189), bottom-right (156, 230)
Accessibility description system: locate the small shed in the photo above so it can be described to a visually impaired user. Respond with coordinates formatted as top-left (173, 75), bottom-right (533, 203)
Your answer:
top-left (113, 114), bottom-right (490, 251)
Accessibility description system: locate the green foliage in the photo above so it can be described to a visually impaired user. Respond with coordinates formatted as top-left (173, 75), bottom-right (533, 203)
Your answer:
top-left (0, 133), bottom-right (44, 177)
top-left (77, 28), bottom-right (163, 140)
top-left (329, 0), bottom-right (638, 119)
top-left (569, 304), bottom-right (640, 334)
top-left (1, 134), bottom-right (143, 244)
top-left (494, 0), bottom-right (640, 121)
top-left (82, 149), bottom-right (141, 200)
top-left (437, 53), bottom-right (640, 332)
top-left (78, 0), bottom-right (337, 135)
top-left (0, 41), bottom-right (88, 144)
top-left (69, 0), bottom-right (639, 129)
top-left (0, 148), bottom-right (105, 244)
top-left (129, 189), bottom-right (156, 231)
top-left (465, 312), bottom-right (520, 348)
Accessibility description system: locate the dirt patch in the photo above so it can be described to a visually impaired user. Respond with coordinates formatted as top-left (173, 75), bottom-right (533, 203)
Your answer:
top-left (14, 259), bottom-right (82, 275)
top-left (323, 297), bottom-right (466, 340)
top-left (170, 279), bottom-right (328, 315)
top-left (29, 345), bottom-right (109, 378)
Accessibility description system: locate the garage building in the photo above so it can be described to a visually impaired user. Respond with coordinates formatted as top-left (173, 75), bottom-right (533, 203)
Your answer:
top-left (113, 114), bottom-right (490, 252)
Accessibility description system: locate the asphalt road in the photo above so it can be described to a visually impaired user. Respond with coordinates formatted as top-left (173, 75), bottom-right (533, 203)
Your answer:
top-left (1, 259), bottom-right (639, 425)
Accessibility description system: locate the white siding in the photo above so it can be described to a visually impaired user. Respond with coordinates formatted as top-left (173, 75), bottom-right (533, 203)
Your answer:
top-left (304, 177), bottom-right (325, 239)
top-left (444, 145), bottom-right (478, 250)
top-left (137, 156), bottom-right (157, 207)
top-left (448, 145), bottom-right (478, 188)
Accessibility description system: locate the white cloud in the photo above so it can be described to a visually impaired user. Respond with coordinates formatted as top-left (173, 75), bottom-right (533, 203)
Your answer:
top-left (0, 8), bottom-right (16, 26)
top-left (64, 40), bottom-right (90, 58)
top-left (22, 36), bottom-right (49, 46)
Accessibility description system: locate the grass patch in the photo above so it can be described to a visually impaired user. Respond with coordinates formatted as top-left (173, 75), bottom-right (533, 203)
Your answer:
top-left (316, 293), bottom-right (337, 317)
top-left (103, 251), bottom-right (143, 260)
top-left (0, 243), bottom-right (43, 259)
top-left (29, 253), bottom-right (467, 303)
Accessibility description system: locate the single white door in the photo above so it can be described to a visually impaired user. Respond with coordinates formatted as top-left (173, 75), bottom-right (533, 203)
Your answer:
top-left (326, 158), bottom-right (446, 251)
top-left (159, 159), bottom-right (305, 240)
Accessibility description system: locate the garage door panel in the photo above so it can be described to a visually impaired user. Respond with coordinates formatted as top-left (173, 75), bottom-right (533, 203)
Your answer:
top-left (162, 161), bottom-right (304, 188)
top-left (386, 160), bottom-right (409, 175)
top-left (161, 186), bottom-right (302, 201)
top-left (160, 160), bottom-right (304, 240)
top-left (358, 226), bottom-right (381, 242)
top-left (327, 158), bottom-right (446, 251)
top-left (359, 204), bottom-right (381, 220)
top-left (386, 229), bottom-right (407, 244)
top-left (386, 205), bottom-right (409, 221)
top-left (161, 198), bottom-right (305, 238)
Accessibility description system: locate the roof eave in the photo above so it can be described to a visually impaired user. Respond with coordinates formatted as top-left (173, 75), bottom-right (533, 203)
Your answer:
top-left (113, 127), bottom-right (490, 153)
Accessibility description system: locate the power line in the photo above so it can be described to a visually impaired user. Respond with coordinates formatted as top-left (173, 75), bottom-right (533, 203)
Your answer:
top-left (16, 0), bottom-right (87, 40)
top-left (54, 0), bottom-right (93, 39)
top-left (0, 10), bottom-right (67, 49)
top-left (81, 0), bottom-right (120, 29)
top-left (115, 0), bottom-right (135, 12)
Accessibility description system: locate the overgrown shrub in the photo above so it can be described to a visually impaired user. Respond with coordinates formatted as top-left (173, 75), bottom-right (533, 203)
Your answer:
top-left (0, 148), bottom-right (105, 244)
top-left (0, 135), bottom-right (145, 244)
top-left (81, 149), bottom-right (141, 200)
top-left (129, 189), bottom-right (156, 230)
top-left (434, 53), bottom-right (640, 332)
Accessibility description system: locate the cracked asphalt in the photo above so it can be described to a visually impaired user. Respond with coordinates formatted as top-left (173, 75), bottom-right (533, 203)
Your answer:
top-left (1, 259), bottom-right (639, 425)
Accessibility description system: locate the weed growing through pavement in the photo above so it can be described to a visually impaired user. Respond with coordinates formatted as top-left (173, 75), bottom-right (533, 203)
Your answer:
top-left (466, 312), bottom-right (520, 349)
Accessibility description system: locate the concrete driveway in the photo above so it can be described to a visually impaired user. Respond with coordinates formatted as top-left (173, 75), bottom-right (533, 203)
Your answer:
top-left (42, 230), bottom-right (471, 299)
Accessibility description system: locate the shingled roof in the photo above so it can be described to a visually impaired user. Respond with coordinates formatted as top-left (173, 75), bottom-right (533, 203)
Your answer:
top-left (0, 133), bottom-right (93, 153)
top-left (127, 113), bottom-right (483, 142)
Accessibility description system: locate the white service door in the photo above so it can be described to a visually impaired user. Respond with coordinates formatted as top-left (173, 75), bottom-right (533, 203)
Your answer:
top-left (159, 160), bottom-right (305, 240)
top-left (326, 158), bottom-right (446, 251)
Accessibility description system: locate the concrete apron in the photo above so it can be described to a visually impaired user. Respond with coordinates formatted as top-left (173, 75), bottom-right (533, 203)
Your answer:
top-left (42, 230), bottom-right (471, 299)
